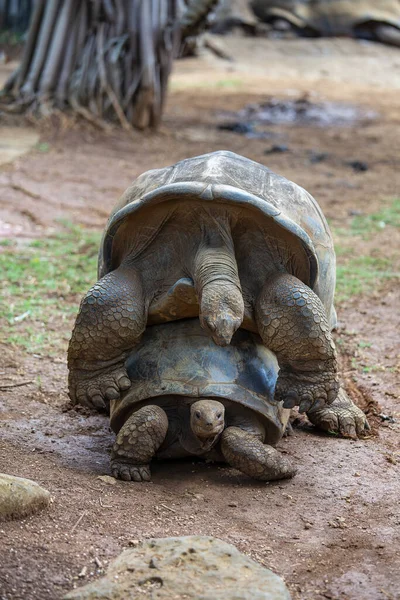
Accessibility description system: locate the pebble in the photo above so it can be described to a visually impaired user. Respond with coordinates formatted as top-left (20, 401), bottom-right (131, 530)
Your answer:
top-left (97, 475), bottom-right (117, 485)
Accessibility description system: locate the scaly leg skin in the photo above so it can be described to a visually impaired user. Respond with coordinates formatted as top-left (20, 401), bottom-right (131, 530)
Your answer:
top-left (220, 426), bottom-right (296, 481)
top-left (111, 405), bottom-right (168, 482)
top-left (192, 223), bottom-right (244, 347)
top-left (68, 265), bottom-right (147, 412)
top-left (307, 388), bottom-right (370, 439)
top-left (256, 273), bottom-right (339, 413)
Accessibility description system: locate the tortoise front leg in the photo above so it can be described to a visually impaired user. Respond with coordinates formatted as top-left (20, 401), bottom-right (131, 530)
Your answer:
top-left (111, 405), bottom-right (168, 482)
top-left (256, 273), bottom-right (339, 413)
top-left (68, 265), bottom-right (147, 411)
top-left (220, 427), bottom-right (296, 481)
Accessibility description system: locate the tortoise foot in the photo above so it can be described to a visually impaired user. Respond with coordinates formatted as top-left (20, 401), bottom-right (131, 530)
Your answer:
top-left (307, 389), bottom-right (370, 439)
top-left (69, 363), bottom-right (131, 412)
top-left (111, 461), bottom-right (152, 482)
top-left (276, 368), bottom-right (339, 413)
top-left (110, 405), bottom-right (168, 482)
top-left (221, 426), bottom-right (296, 481)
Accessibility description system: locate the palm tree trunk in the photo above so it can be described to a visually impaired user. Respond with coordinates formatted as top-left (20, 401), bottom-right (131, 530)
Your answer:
top-left (1, 0), bottom-right (217, 128)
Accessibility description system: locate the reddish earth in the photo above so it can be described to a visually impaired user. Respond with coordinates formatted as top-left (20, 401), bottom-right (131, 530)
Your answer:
top-left (0, 37), bottom-right (399, 600)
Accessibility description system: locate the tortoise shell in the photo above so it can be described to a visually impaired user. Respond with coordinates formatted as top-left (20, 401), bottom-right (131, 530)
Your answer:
top-left (250, 0), bottom-right (400, 36)
top-left (99, 151), bottom-right (337, 330)
top-left (109, 319), bottom-right (289, 444)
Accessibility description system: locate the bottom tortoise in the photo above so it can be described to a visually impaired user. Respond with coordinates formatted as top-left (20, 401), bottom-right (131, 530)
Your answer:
top-left (68, 151), bottom-right (369, 481)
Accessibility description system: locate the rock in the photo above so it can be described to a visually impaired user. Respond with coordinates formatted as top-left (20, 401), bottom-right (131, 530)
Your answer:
top-left (264, 144), bottom-right (289, 154)
top-left (346, 160), bottom-right (369, 172)
top-left (218, 121), bottom-right (254, 135)
top-left (64, 536), bottom-right (291, 600)
top-left (309, 151), bottom-right (329, 164)
top-left (0, 473), bottom-right (50, 520)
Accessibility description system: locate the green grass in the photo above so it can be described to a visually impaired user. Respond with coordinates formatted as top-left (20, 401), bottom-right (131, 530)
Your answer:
top-left (351, 198), bottom-right (400, 237)
top-left (35, 142), bottom-right (50, 153)
top-left (0, 224), bottom-right (101, 354)
top-left (358, 340), bottom-right (372, 349)
top-left (335, 255), bottom-right (399, 302)
top-left (0, 30), bottom-right (25, 46)
top-left (336, 198), bottom-right (400, 240)
top-left (333, 198), bottom-right (400, 302)
top-left (215, 78), bottom-right (243, 89)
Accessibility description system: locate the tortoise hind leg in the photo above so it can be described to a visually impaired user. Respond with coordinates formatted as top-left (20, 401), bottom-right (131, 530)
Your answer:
top-left (220, 427), bottom-right (296, 481)
top-left (256, 273), bottom-right (339, 413)
top-left (111, 405), bottom-right (169, 482)
top-left (68, 265), bottom-right (147, 411)
top-left (307, 388), bottom-right (370, 439)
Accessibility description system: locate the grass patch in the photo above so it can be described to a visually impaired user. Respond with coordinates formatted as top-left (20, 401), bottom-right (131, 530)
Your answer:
top-left (335, 255), bottom-right (399, 302)
top-left (333, 198), bottom-right (400, 302)
top-left (349, 198), bottom-right (400, 238)
top-left (0, 224), bottom-right (101, 354)
top-left (215, 78), bottom-right (243, 89)
top-left (0, 30), bottom-right (25, 46)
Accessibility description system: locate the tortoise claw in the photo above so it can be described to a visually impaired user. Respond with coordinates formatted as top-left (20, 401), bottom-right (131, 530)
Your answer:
top-left (111, 462), bottom-right (151, 482)
top-left (69, 363), bottom-right (131, 413)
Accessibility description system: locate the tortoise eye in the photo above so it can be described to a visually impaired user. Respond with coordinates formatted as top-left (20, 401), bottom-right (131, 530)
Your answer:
top-left (217, 413), bottom-right (222, 419)
top-left (195, 411), bottom-right (201, 419)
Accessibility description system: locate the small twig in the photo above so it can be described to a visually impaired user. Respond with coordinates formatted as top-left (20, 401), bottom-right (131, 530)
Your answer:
top-left (160, 503), bottom-right (176, 513)
top-left (71, 510), bottom-right (87, 533)
top-left (99, 497), bottom-right (113, 508)
top-left (94, 556), bottom-right (103, 569)
top-left (0, 380), bottom-right (34, 390)
top-left (10, 183), bottom-right (41, 200)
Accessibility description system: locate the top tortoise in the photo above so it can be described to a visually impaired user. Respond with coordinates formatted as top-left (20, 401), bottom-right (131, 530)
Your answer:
top-left (250, 0), bottom-right (400, 46)
top-left (68, 150), bottom-right (341, 416)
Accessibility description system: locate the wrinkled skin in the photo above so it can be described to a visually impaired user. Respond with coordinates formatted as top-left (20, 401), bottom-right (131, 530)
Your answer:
top-left (190, 399), bottom-right (225, 443)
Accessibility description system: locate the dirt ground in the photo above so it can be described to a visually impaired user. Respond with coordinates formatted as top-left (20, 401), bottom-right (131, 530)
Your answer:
top-left (1, 37), bottom-right (400, 600)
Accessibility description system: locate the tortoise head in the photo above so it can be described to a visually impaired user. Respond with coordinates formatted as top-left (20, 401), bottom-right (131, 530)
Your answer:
top-left (190, 399), bottom-right (225, 449)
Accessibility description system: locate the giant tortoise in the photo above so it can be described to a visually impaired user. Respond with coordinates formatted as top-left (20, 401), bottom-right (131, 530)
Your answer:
top-left (68, 151), bottom-right (368, 481)
top-left (250, 0), bottom-right (400, 46)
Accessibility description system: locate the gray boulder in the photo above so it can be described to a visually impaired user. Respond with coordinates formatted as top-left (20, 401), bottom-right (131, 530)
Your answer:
top-left (65, 536), bottom-right (291, 600)
top-left (0, 473), bottom-right (50, 520)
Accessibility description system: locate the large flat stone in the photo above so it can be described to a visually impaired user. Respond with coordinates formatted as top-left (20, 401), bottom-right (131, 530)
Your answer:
top-left (0, 473), bottom-right (50, 520)
top-left (65, 536), bottom-right (291, 600)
